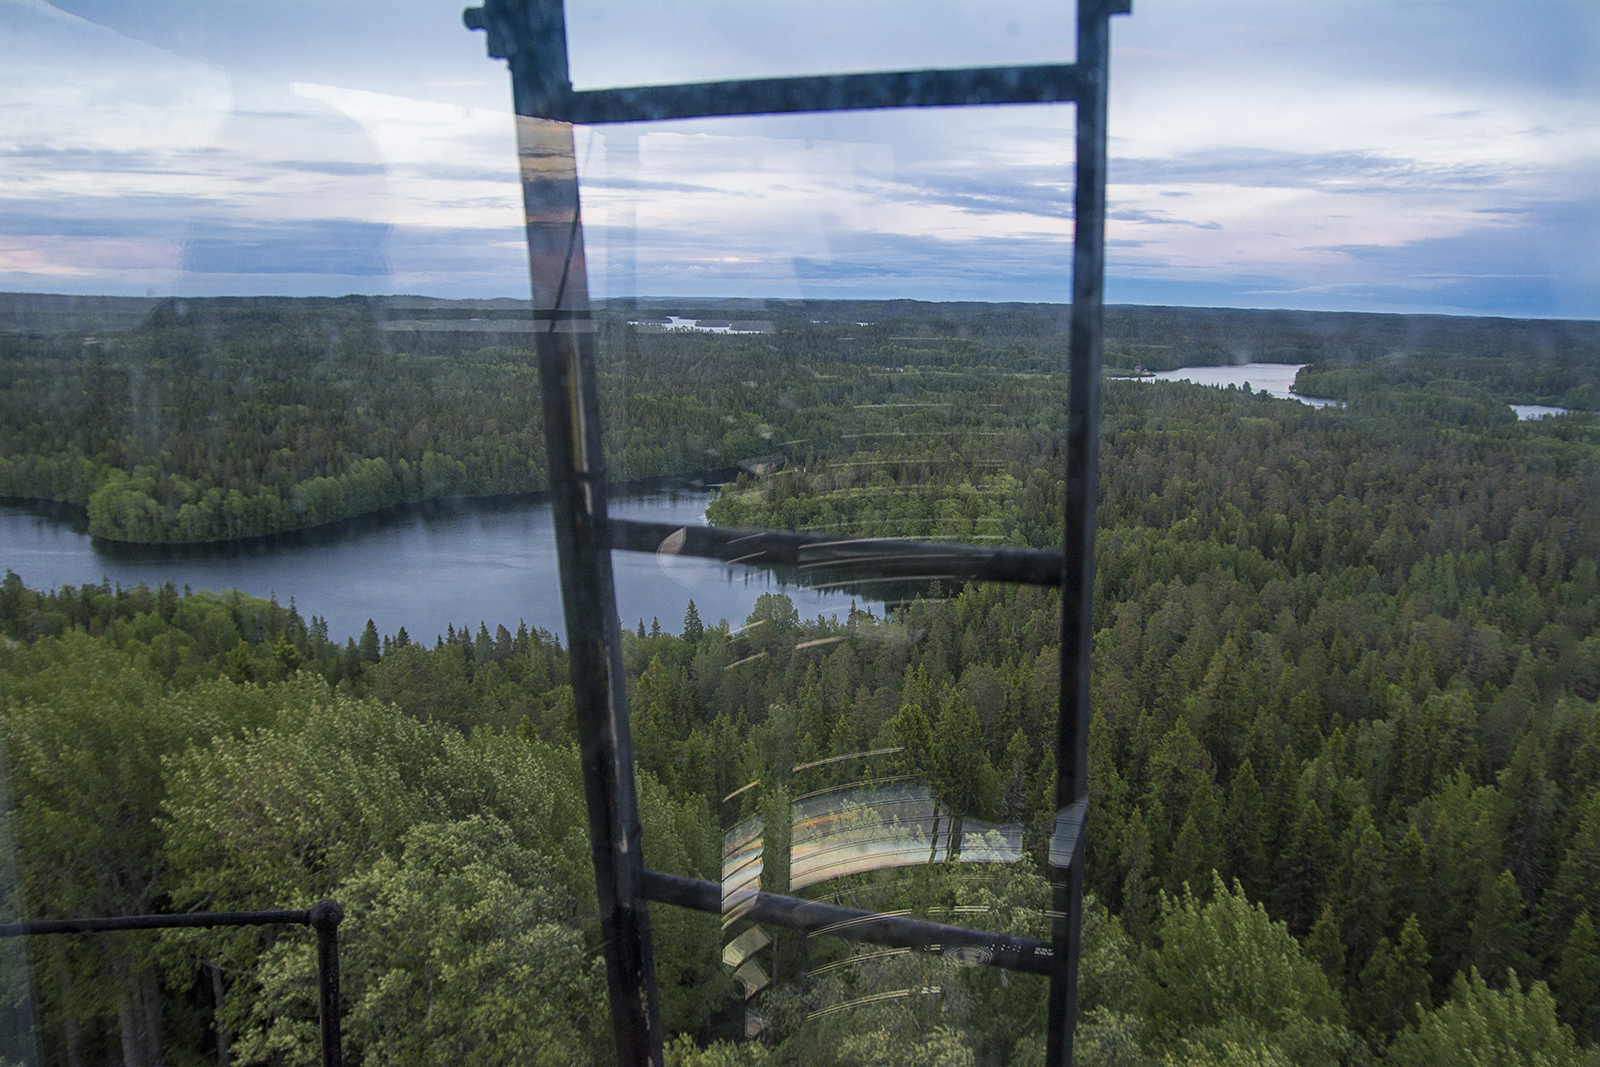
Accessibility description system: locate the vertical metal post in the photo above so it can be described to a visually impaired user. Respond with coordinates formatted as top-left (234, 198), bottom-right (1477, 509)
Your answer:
top-left (1048, 1), bottom-right (1118, 1065)
top-left (308, 899), bottom-right (343, 1067)
top-left (486, 3), bottom-right (664, 1063)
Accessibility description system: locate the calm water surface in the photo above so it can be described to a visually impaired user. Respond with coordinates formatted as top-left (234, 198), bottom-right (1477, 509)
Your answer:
top-left (1140, 364), bottom-right (1577, 421)
top-left (0, 492), bottom-right (883, 644)
top-left (1136, 363), bottom-right (1342, 407)
top-left (1510, 404), bottom-right (1570, 420)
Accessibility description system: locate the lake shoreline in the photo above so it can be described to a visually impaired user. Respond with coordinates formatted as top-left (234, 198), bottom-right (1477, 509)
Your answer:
top-left (0, 466), bottom-right (742, 556)
top-left (1, 485), bottom-right (885, 643)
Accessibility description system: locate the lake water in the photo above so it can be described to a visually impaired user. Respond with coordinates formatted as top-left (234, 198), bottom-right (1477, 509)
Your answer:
top-left (1138, 365), bottom-right (1579, 421)
top-left (1510, 404), bottom-right (1570, 420)
top-left (1135, 363), bottom-right (1342, 408)
top-left (0, 492), bottom-right (883, 645)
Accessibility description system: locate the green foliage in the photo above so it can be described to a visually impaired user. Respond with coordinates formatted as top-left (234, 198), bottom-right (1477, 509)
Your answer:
top-left (1553, 910), bottom-right (1600, 1042)
top-left (1350, 915), bottom-right (1432, 1044)
top-left (338, 817), bottom-right (604, 1067)
top-left (665, 1035), bottom-right (769, 1067)
top-left (1387, 968), bottom-right (1585, 1067)
top-left (1, 301), bottom-right (1598, 1063)
top-left (1138, 875), bottom-right (1351, 1066)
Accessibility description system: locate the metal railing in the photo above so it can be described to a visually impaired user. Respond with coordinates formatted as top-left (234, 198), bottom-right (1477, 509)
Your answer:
top-left (466, 2), bottom-right (1129, 1063)
top-left (0, 900), bottom-right (344, 1067)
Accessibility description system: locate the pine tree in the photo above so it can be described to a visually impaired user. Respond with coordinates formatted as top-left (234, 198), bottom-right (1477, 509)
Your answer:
top-left (1352, 915), bottom-right (1432, 1042)
top-left (1167, 816), bottom-right (1209, 899)
top-left (1388, 968), bottom-right (1583, 1067)
top-left (999, 727), bottom-right (1032, 823)
top-left (272, 632), bottom-right (301, 672)
top-left (1390, 824), bottom-right (1431, 933)
top-left (1333, 806), bottom-right (1390, 976)
top-left (1469, 869), bottom-right (1531, 989)
top-left (227, 638), bottom-right (255, 684)
top-left (1397, 917), bottom-right (1434, 1024)
top-left (826, 712), bottom-right (855, 780)
top-left (1086, 712), bottom-right (1128, 906)
top-left (1278, 799), bottom-right (1335, 936)
top-left (1223, 757), bottom-right (1268, 900)
top-left (1542, 790), bottom-right (1600, 943)
top-left (1303, 902), bottom-right (1346, 992)
top-left (1552, 910), bottom-right (1599, 1041)
top-left (682, 599), bottom-right (704, 641)
top-left (889, 702), bottom-right (934, 780)
top-left (933, 690), bottom-right (989, 821)
top-left (1166, 778), bottom-right (1221, 898)
top-left (1120, 807), bottom-right (1159, 943)
top-left (1196, 634), bottom-right (1255, 776)
top-left (1498, 732), bottom-right (1553, 900)
top-left (360, 618), bottom-right (381, 662)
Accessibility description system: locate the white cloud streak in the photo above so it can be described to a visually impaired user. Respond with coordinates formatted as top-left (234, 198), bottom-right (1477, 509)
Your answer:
top-left (2, 0), bottom-right (1595, 313)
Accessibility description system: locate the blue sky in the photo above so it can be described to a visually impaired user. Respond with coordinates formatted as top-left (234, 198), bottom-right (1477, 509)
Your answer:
top-left (1, 0), bottom-right (1596, 317)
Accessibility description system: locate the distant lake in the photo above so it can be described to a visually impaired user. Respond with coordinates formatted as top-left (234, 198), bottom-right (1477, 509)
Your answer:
top-left (1510, 404), bottom-right (1570, 420)
top-left (1141, 365), bottom-right (1574, 420)
top-left (0, 492), bottom-right (883, 645)
top-left (1134, 363), bottom-right (1342, 408)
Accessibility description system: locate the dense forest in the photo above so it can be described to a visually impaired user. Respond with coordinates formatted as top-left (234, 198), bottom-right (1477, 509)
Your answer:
top-left (1, 296), bottom-right (1599, 1065)
top-left (1, 294), bottom-right (1595, 543)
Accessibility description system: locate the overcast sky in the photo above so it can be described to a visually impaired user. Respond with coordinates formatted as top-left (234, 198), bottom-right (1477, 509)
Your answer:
top-left (2, 0), bottom-right (1596, 317)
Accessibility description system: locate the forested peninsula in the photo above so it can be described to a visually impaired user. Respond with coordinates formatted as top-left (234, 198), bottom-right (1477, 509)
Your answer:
top-left (2, 295), bottom-right (1600, 1065)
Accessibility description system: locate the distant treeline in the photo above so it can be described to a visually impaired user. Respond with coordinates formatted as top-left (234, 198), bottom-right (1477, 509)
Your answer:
top-left (0, 295), bottom-right (1595, 543)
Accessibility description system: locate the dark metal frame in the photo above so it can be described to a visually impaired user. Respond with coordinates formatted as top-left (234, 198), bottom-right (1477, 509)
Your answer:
top-left (1, 901), bottom-right (345, 1067)
top-left (466, 3), bottom-right (1127, 1064)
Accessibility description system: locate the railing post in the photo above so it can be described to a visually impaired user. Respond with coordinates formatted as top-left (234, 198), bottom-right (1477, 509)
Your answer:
top-left (494, 2), bottom-right (665, 1059)
top-left (1048, 1), bottom-right (1123, 1065)
top-left (308, 899), bottom-right (343, 1067)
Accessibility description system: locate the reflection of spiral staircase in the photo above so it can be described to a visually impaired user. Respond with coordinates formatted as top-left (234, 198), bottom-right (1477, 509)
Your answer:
top-left (465, 1), bottom-right (1131, 1063)
top-left (717, 749), bottom-right (1032, 1035)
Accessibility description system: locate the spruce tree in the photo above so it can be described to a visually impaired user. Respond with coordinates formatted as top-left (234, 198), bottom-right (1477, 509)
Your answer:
top-left (1120, 806), bottom-right (1158, 943)
top-left (1223, 757), bottom-right (1268, 900)
top-left (1388, 968), bottom-right (1582, 1067)
top-left (1553, 910), bottom-right (1599, 1041)
top-left (1543, 790), bottom-right (1600, 942)
top-left (1304, 902), bottom-right (1346, 993)
top-left (1333, 806), bottom-right (1390, 976)
top-left (682, 599), bottom-right (704, 641)
top-left (1167, 815), bottom-right (1209, 899)
top-left (1278, 799), bottom-right (1335, 935)
top-left (1469, 869), bottom-right (1531, 989)
top-left (360, 618), bottom-right (381, 662)
top-left (1353, 915), bottom-right (1432, 1042)
top-left (1390, 824), bottom-right (1431, 933)
top-left (1497, 733), bottom-right (1552, 899)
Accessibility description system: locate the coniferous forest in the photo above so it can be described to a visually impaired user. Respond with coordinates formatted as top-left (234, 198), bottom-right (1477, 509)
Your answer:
top-left (1, 296), bottom-right (1599, 1066)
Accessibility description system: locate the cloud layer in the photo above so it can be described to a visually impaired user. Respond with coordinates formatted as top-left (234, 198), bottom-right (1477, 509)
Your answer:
top-left (2, 0), bottom-right (1595, 316)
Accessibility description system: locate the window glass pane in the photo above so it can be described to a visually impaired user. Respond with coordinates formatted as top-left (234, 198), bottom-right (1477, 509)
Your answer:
top-left (566, 102), bottom-right (1073, 1053)
top-left (3, 2), bottom-right (1081, 1064)
top-left (563, 0), bottom-right (1076, 88)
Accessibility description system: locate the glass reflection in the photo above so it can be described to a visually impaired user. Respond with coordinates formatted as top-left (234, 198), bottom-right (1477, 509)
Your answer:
top-left (0, 745), bottom-right (41, 1067)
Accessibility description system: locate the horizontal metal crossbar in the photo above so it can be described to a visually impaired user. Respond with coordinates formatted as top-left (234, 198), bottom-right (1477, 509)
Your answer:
top-left (556, 65), bottom-right (1082, 124)
top-left (638, 869), bottom-right (1052, 975)
top-left (0, 902), bottom-right (343, 938)
top-left (608, 518), bottom-right (1066, 587)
